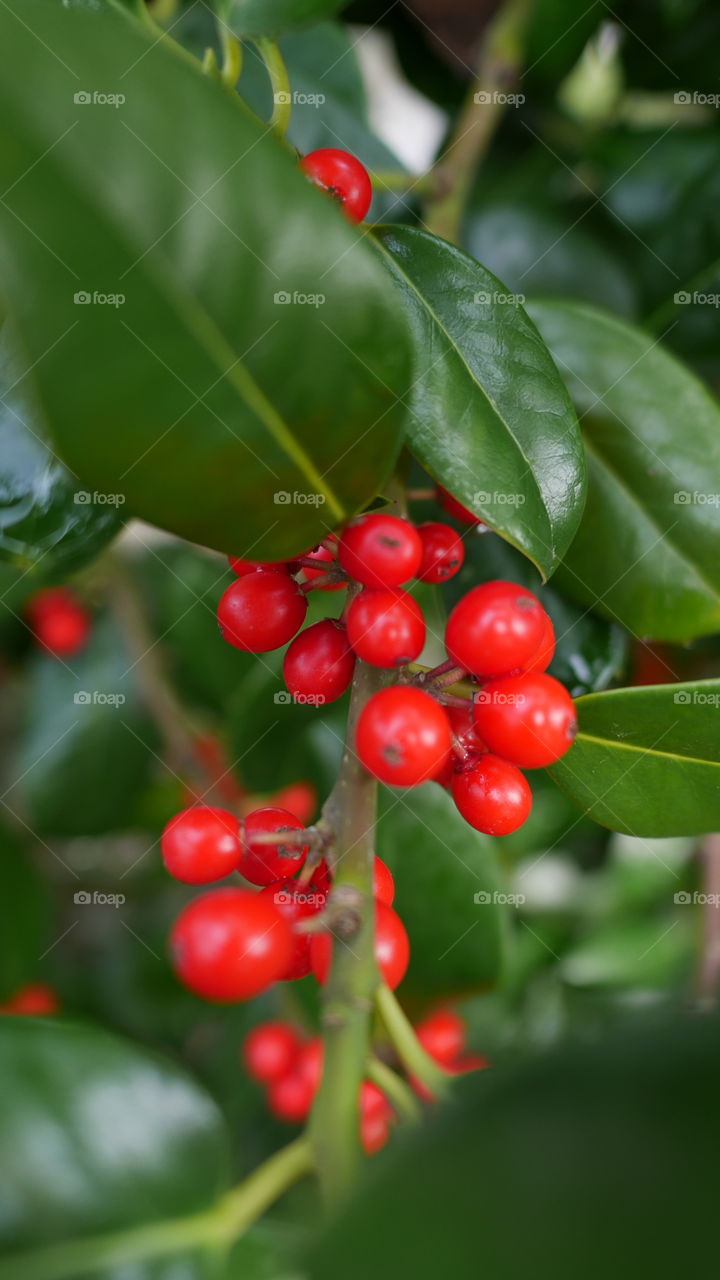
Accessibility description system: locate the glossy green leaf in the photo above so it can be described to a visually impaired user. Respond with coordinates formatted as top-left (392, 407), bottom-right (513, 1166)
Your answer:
top-left (529, 300), bottom-right (720, 639)
top-left (308, 1014), bottom-right (720, 1280)
top-left (550, 680), bottom-right (720, 836)
top-left (227, 0), bottom-right (346, 37)
top-left (0, 0), bottom-right (410, 563)
top-left (16, 617), bottom-right (157, 836)
top-left (0, 822), bottom-right (51, 1001)
top-left (0, 1019), bottom-right (229, 1271)
top-left (0, 323), bottom-right (122, 576)
top-left (376, 785), bottom-right (504, 998)
top-left (374, 225), bottom-right (586, 578)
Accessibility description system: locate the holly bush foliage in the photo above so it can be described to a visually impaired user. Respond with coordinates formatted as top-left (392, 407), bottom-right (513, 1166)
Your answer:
top-left (1, 1), bottom-right (720, 1277)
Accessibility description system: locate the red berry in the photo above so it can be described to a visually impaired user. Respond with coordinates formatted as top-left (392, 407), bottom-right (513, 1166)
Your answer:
top-left (242, 1021), bottom-right (301, 1083)
top-left (310, 900), bottom-right (409, 990)
top-left (346, 588), bottom-right (425, 667)
top-left (0, 982), bottom-right (59, 1016)
top-left (450, 1052), bottom-right (490, 1075)
top-left (26, 588), bottom-right (90, 657)
top-left (300, 148), bottom-right (372, 222)
top-left (217, 569), bottom-right (307, 652)
top-left (272, 780), bottom-right (317, 825)
top-left (161, 806), bottom-right (242, 884)
top-left (521, 610), bottom-right (556, 674)
top-left (361, 1079), bottom-right (393, 1123)
top-left (417, 522), bottom-right (465, 583)
top-left (360, 1101), bottom-right (391, 1154)
top-left (283, 619), bottom-right (355, 705)
top-left (435, 485), bottom-right (482, 525)
top-left (446, 703), bottom-right (487, 755)
top-left (239, 808), bottom-right (308, 886)
top-left (297, 1036), bottom-right (324, 1092)
top-left (416, 1008), bottom-right (467, 1065)
top-left (373, 856), bottom-right (395, 906)
top-left (227, 556), bottom-right (264, 576)
top-left (170, 888), bottom-right (293, 1002)
top-left (338, 514), bottom-right (422, 589)
top-left (356, 686), bottom-right (451, 787)
top-left (473, 672), bottom-right (577, 768)
top-left (258, 878), bottom-right (326, 980)
top-left (445, 580), bottom-right (545, 678)
top-left (301, 543), bottom-right (345, 591)
top-left (451, 753), bottom-right (532, 836)
top-left (268, 1069), bottom-right (315, 1123)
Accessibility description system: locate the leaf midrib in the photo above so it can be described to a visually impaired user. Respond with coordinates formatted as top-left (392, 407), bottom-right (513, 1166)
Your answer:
top-left (575, 730), bottom-right (720, 769)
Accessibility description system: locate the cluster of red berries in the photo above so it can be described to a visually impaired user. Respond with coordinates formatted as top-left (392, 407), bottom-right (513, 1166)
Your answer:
top-left (25, 587), bottom-right (90, 657)
top-left (162, 801), bottom-right (409, 1002)
top-left (218, 500), bottom-right (576, 838)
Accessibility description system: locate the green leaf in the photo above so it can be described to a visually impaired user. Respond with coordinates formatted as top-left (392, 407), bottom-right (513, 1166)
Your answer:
top-left (0, 822), bottom-right (51, 1001)
top-left (374, 226), bottom-right (586, 578)
top-left (549, 680), bottom-right (720, 836)
top-left (16, 616), bottom-right (157, 836)
top-left (227, 0), bottom-right (346, 38)
top-left (561, 916), bottom-right (693, 990)
top-left (529, 299), bottom-right (720, 640)
top-left (0, 0), bottom-right (410, 563)
top-left (307, 1013), bottom-right (720, 1280)
top-left (0, 323), bottom-right (122, 575)
top-left (0, 1019), bottom-right (229, 1270)
top-left (376, 785), bottom-right (504, 998)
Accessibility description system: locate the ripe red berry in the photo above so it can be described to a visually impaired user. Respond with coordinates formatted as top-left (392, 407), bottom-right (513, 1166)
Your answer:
top-left (521, 610), bottom-right (556, 674)
top-left (0, 982), bottom-right (59, 1016)
top-left (445, 580), bottom-right (545, 678)
top-left (26, 588), bottom-right (90, 657)
top-left (361, 1079), bottom-right (393, 1123)
top-left (217, 569), bottom-right (307, 652)
top-left (417, 522), bottom-right (465, 583)
top-left (283, 619), bottom-right (355, 705)
top-left (356, 686), bottom-right (451, 787)
top-left (258, 878), bottom-right (326, 980)
top-left (451, 754), bottom-right (532, 835)
top-left (227, 556), bottom-right (264, 576)
top-left (450, 1052), bottom-right (490, 1075)
top-left (242, 1021), bottom-right (301, 1084)
top-left (446, 703), bottom-right (487, 755)
top-left (310, 900), bottom-right (410, 990)
top-left (435, 485), bottom-right (481, 525)
top-left (239, 808), bottom-right (308, 886)
top-left (161, 806), bottom-right (241, 884)
top-left (299, 148), bottom-right (373, 222)
top-left (473, 672), bottom-right (577, 768)
top-left (267, 1069), bottom-right (315, 1123)
top-left (416, 1008), bottom-right (467, 1065)
top-left (373, 856), bottom-right (395, 906)
top-left (346, 588), bottom-right (425, 667)
top-left (360, 1081), bottom-right (393, 1154)
top-left (297, 1036), bottom-right (324, 1092)
top-left (301, 542), bottom-right (345, 591)
top-left (170, 888), bottom-right (293, 1002)
top-left (338, 514), bottom-right (423, 589)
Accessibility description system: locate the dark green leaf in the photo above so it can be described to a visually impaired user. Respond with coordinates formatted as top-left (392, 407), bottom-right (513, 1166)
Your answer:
top-left (550, 679), bottom-right (720, 836)
top-left (227, 0), bottom-right (346, 38)
top-left (529, 300), bottom-right (720, 640)
top-left (374, 225), bottom-right (586, 578)
top-left (0, 0), bottom-right (410, 563)
top-left (376, 785), bottom-right (504, 997)
top-left (0, 822), bottom-right (51, 1001)
top-left (0, 323), bottom-right (121, 576)
top-left (0, 1019), bottom-right (229, 1267)
top-left (16, 616), bottom-right (157, 836)
top-left (308, 1014), bottom-right (720, 1280)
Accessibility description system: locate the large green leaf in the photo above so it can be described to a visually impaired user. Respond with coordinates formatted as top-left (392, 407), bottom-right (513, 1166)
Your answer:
top-left (0, 822), bottom-right (51, 1001)
top-left (376, 785), bottom-right (505, 998)
top-left (308, 1013), bottom-right (720, 1280)
top-left (16, 617), bottom-right (157, 836)
top-left (226, 0), bottom-right (346, 37)
top-left (374, 226), bottom-right (586, 578)
top-left (549, 680), bottom-right (720, 836)
top-left (0, 1019), bottom-right (229, 1274)
top-left (0, 323), bottom-right (121, 576)
top-left (0, 0), bottom-right (410, 562)
top-left (530, 300), bottom-right (720, 640)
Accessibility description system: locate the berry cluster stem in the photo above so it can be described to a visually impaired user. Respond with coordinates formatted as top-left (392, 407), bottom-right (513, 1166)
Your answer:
top-left (308, 657), bottom-right (386, 1205)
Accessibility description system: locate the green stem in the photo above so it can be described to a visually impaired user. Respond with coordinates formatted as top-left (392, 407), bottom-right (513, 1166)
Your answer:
top-left (376, 985), bottom-right (450, 1097)
top-left (254, 37), bottom-right (292, 136)
top-left (425, 0), bottom-right (534, 244)
top-left (367, 1055), bottom-right (422, 1124)
top-left (219, 26), bottom-right (243, 88)
top-left (2, 1139), bottom-right (312, 1280)
top-left (308, 658), bottom-right (387, 1205)
top-left (369, 169), bottom-right (436, 195)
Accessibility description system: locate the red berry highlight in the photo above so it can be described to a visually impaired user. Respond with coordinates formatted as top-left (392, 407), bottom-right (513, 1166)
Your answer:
top-left (338, 513), bottom-right (422, 589)
top-left (170, 888), bottom-right (293, 1002)
top-left (445, 580), bottom-right (545, 678)
top-left (26, 588), bottom-right (91, 657)
top-left (346, 588), bottom-right (425, 667)
top-left (451, 754), bottom-right (532, 835)
top-left (217, 569), bottom-right (307, 652)
top-left (416, 1008), bottom-right (467, 1065)
top-left (242, 1021), bottom-right (301, 1084)
top-left (283, 619), bottom-right (355, 705)
top-left (356, 686), bottom-right (451, 787)
top-left (161, 806), bottom-right (242, 884)
top-left (473, 672), bottom-right (577, 768)
top-left (300, 148), bottom-right (372, 223)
